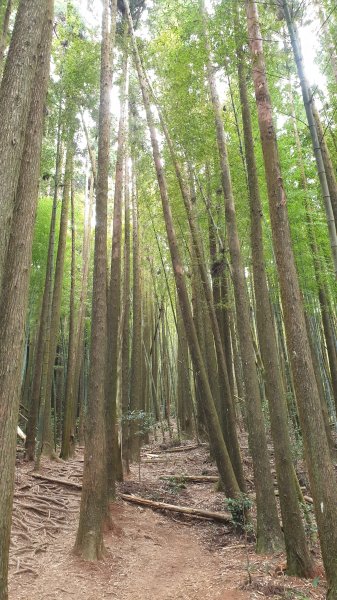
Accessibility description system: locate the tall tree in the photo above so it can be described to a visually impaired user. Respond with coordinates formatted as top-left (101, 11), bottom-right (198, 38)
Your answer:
top-left (0, 3), bottom-right (53, 597)
top-left (245, 0), bottom-right (337, 594)
top-left (235, 12), bottom-right (313, 574)
top-left (201, 0), bottom-right (283, 553)
top-left (74, 0), bottom-right (115, 560)
top-left (0, 0), bottom-right (47, 290)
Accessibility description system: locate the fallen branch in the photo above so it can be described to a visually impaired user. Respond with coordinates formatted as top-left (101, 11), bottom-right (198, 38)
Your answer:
top-left (160, 475), bottom-right (219, 483)
top-left (121, 493), bottom-right (231, 523)
top-left (31, 473), bottom-right (82, 490)
top-left (163, 444), bottom-right (200, 453)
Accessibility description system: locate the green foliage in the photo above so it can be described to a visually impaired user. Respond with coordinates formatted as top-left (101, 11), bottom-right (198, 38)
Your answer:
top-left (225, 494), bottom-right (254, 531)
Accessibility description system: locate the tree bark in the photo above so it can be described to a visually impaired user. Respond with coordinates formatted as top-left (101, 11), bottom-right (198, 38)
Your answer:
top-left (125, 0), bottom-right (240, 499)
top-left (201, 0), bottom-right (283, 553)
top-left (60, 182), bottom-right (77, 459)
top-left (106, 33), bottom-right (128, 497)
top-left (246, 0), bottom-right (337, 594)
top-left (0, 0), bottom-right (47, 290)
top-left (0, 5), bottom-right (53, 597)
top-left (74, 0), bottom-right (115, 561)
top-left (236, 22), bottom-right (313, 575)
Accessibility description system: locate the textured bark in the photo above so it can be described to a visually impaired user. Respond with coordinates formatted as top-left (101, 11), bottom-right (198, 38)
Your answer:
top-left (246, 1), bottom-right (337, 595)
top-left (236, 27), bottom-right (313, 575)
top-left (0, 5), bottom-right (53, 597)
top-left (106, 38), bottom-right (128, 497)
top-left (201, 0), bottom-right (282, 553)
top-left (125, 0), bottom-right (240, 498)
top-left (0, 0), bottom-right (47, 290)
top-left (74, 0), bottom-right (114, 560)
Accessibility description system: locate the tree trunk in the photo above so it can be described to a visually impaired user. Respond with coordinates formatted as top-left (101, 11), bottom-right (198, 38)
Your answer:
top-left (74, 0), bottom-right (115, 561)
top-left (236, 24), bottom-right (313, 575)
top-left (37, 139), bottom-right (73, 463)
top-left (60, 182), bottom-right (77, 459)
top-left (125, 0), bottom-right (240, 499)
top-left (106, 34), bottom-right (128, 497)
top-left (129, 166), bottom-right (143, 460)
top-left (281, 0), bottom-right (337, 273)
top-left (25, 103), bottom-right (62, 461)
top-left (0, 0), bottom-right (47, 290)
top-left (246, 0), bottom-right (337, 594)
top-left (201, 0), bottom-right (283, 553)
top-left (121, 156), bottom-right (131, 471)
top-left (0, 5), bottom-right (53, 597)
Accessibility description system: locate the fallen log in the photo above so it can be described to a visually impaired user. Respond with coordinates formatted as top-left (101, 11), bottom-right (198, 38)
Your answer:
top-left (160, 475), bottom-right (219, 483)
top-left (31, 473), bottom-right (82, 490)
top-left (163, 444), bottom-right (200, 453)
top-left (121, 493), bottom-right (231, 523)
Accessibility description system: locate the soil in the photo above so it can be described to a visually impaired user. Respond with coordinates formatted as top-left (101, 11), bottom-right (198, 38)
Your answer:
top-left (9, 439), bottom-right (326, 600)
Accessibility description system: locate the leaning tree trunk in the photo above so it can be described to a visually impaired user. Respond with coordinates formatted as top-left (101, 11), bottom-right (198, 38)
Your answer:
top-left (74, 0), bottom-right (115, 561)
top-left (201, 0), bottom-right (283, 553)
top-left (124, 0), bottom-right (240, 499)
top-left (246, 0), bottom-right (337, 595)
top-left (236, 20), bottom-right (313, 575)
top-left (281, 0), bottom-right (337, 274)
top-left (0, 5), bottom-right (53, 598)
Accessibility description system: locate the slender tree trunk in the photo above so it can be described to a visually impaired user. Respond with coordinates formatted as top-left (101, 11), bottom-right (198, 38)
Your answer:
top-left (201, 0), bottom-right (282, 553)
top-left (37, 140), bottom-right (73, 463)
top-left (0, 5), bottom-right (53, 597)
top-left (60, 182), bottom-right (77, 459)
top-left (25, 108), bottom-right (62, 461)
top-left (0, 0), bottom-right (11, 72)
top-left (71, 160), bottom-right (95, 442)
top-left (177, 301), bottom-right (194, 436)
top-left (148, 90), bottom-right (244, 488)
top-left (125, 0), bottom-right (240, 499)
top-left (74, 0), bottom-right (114, 561)
top-left (236, 26), bottom-right (313, 575)
top-left (246, 1), bottom-right (337, 594)
top-left (289, 86), bottom-right (337, 421)
top-left (281, 0), bottom-right (337, 273)
top-left (106, 35), bottom-right (128, 497)
top-left (129, 168), bottom-right (143, 460)
top-left (121, 157), bottom-right (131, 471)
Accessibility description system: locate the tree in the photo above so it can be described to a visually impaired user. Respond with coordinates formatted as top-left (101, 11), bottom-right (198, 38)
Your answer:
top-left (74, 0), bottom-right (115, 561)
top-left (0, 3), bottom-right (53, 597)
top-left (245, 0), bottom-right (337, 594)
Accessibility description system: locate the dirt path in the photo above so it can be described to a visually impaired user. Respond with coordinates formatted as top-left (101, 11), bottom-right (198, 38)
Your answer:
top-left (9, 498), bottom-right (246, 600)
top-left (9, 442), bottom-right (325, 600)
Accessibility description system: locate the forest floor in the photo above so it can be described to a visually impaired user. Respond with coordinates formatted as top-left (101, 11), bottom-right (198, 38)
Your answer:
top-left (9, 436), bottom-right (326, 600)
